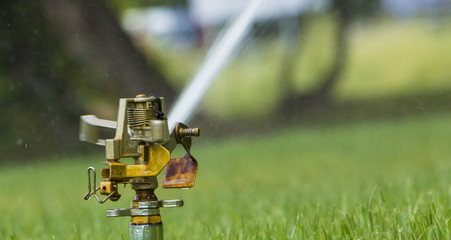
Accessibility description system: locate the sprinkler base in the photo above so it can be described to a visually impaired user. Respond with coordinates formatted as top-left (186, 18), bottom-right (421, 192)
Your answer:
top-left (130, 223), bottom-right (163, 240)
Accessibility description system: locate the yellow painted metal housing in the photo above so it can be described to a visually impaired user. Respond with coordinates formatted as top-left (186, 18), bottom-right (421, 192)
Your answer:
top-left (102, 145), bottom-right (170, 180)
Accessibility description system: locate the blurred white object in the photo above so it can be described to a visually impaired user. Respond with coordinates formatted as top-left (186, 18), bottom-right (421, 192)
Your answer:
top-left (382, 0), bottom-right (451, 17)
top-left (189, 0), bottom-right (327, 28)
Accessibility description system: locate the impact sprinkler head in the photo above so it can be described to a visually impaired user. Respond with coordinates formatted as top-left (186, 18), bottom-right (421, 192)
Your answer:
top-left (79, 94), bottom-right (200, 240)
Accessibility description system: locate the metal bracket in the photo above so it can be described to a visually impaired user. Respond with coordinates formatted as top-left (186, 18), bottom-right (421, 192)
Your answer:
top-left (84, 167), bottom-right (119, 204)
top-left (106, 199), bottom-right (184, 217)
top-left (139, 199), bottom-right (184, 208)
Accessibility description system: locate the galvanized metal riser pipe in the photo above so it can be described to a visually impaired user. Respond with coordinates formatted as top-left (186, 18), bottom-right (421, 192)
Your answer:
top-left (130, 223), bottom-right (163, 240)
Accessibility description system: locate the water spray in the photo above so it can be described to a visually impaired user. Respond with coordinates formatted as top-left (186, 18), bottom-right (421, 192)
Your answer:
top-left (79, 94), bottom-right (199, 239)
top-left (168, 0), bottom-right (262, 126)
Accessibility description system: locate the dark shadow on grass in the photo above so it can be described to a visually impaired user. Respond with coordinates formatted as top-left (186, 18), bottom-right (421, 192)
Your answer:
top-left (193, 90), bottom-right (451, 139)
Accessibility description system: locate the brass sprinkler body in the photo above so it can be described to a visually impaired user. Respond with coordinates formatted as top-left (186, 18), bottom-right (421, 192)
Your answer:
top-left (80, 94), bottom-right (200, 240)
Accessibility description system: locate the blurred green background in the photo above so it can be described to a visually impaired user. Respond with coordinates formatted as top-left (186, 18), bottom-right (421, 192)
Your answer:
top-left (1, 0), bottom-right (450, 239)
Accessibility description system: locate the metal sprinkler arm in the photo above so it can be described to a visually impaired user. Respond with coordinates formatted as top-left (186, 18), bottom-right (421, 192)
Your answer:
top-left (79, 94), bottom-right (200, 240)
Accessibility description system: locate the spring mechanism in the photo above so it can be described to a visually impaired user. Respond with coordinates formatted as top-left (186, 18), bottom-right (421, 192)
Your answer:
top-left (127, 108), bottom-right (156, 129)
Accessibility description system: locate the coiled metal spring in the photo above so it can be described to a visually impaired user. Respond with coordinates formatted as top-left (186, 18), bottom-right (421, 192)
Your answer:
top-left (127, 108), bottom-right (156, 128)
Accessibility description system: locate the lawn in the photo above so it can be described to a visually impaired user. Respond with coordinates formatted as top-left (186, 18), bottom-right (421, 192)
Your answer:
top-left (0, 112), bottom-right (450, 239)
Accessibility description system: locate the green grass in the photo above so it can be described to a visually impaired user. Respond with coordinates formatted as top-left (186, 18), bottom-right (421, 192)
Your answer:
top-left (338, 18), bottom-right (451, 100)
top-left (1, 113), bottom-right (450, 239)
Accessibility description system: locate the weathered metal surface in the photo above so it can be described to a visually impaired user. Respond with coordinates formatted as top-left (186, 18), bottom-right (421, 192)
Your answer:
top-left (162, 123), bottom-right (200, 189)
top-left (132, 216), bottom-right (162, 225)
top-left (130, 224), bottom-right (163, 240)
top-left (99, 181), bottom-right (116, 195)
top-left (107, 208), bottom-right (134, 217)
top-left (138, 199), bottom-right (184, 209)
top-left (102, 145), bottom-right (171, 180)
top-left (80, 95), bottom-right (170, 159)
top-left (107, 208), bottom-right (161, 217)
top-left (79, 115), bottom-right (117, 146)
top-left (161, 153), bottom-right (198, 188)
top-left (107, 200), bottom-right (183, 218)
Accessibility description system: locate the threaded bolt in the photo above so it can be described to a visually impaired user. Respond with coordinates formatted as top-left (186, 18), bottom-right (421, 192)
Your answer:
top-left (179, 128), bottom-right (200, 137)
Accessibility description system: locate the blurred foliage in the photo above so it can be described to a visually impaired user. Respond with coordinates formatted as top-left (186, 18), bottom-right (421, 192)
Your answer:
top-left (0, 0), bottom-right (90, 158)
top-left (108, 0), bottom-right (187, 13)
top-left (152, 14), bottom-right (451, 120)
top-left (334, 0), bottom-right (382, 19)
top-left (338, 18), bottom-right (451, 100)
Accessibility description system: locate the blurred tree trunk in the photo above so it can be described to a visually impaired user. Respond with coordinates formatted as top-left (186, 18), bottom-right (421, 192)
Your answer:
top-left (315, 0), bottom-right (351, 98)
top-left (278, 0), bottom-right (351, 116)
top-left (278, 16), bottom-right (304, 96)
top-left (39, 0), bottom-right (176, 104)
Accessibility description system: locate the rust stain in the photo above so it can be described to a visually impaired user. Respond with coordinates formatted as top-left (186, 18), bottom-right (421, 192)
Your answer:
top-left (161, 153), bottom-right (198, 188)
